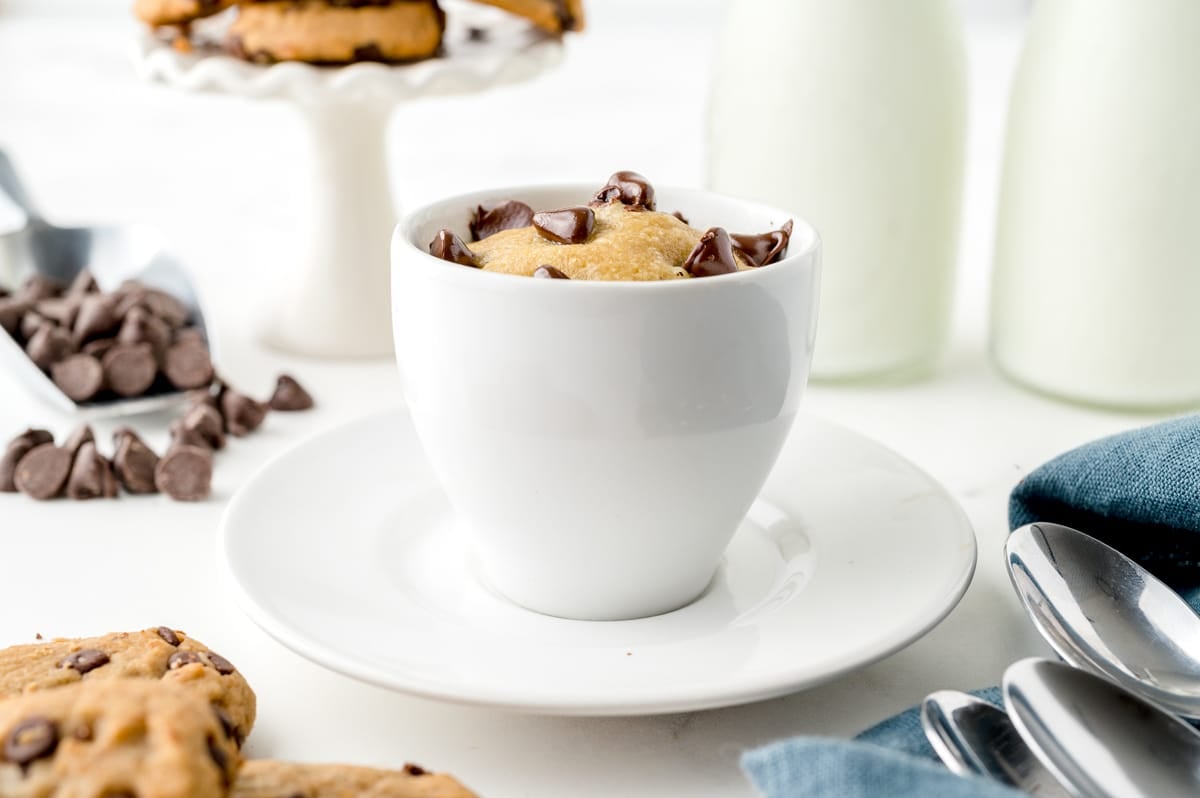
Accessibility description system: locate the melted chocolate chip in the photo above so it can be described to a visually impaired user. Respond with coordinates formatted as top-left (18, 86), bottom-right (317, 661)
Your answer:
top-left (212, 705), bottom-right (241, 746)
top-left (404, 764), bottom-right (429, 776)
top-left (156, 627), bottom-right (181, 646)
top-left (207, 735), bottom-right (231, 784)
top-left (683, 228), bottom-right (741, 278)
top-left (671, 211), bottom-right (689, 225)
top-left (533, 265), bottom-right (570, 279)
top-left (533, 207), bottom-right (595, 245)
top-left (730, 219), bottom-right (794, 267)
top-left (5, 717), bottom-right (58, 768)
top-left (591, 170), bottom-right (656, 211)
top-left (469, 200), bottom-right (535, 241)
top-left (352, 42), bottom-right (385, 61)
top-left (429, 230), bottom-right (479, 267)
top-left (167, 650), bottom-right (203, 670)
top-left (59, 648), bottom-right (110, 674)
top-left (206, 652), bottom-right (236, 676)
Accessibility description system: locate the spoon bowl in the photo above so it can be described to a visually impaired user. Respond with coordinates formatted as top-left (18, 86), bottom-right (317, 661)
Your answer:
top-left (1006, 522), bottom-right (1200, 719)
top-left (921, 690), bottom-right (1071, 796)
top-left (1004, 658), bottom-right (1200, 798)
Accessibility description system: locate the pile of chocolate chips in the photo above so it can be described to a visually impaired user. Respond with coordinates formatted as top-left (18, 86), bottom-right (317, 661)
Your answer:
top-left (429, 170), bottom-right (795, 279)
top-left (0, 271), bottom-right (213, 404)
top-left (0, 374), bottom-right (314, 503)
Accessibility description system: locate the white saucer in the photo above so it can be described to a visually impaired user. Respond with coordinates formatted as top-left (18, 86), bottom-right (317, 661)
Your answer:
top-left (220, 411), bottom-right (976, 716)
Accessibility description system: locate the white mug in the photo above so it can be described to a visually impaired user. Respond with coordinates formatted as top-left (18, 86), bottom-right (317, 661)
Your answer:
top-left (393, 185), bottom-right (820, 620)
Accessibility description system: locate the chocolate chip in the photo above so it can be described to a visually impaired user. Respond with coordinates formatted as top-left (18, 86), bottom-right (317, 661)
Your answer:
top-left (167, 650), bottom-right (203, 670)
top-left (66, 270), bottom-right (98, 299)
top-left (207, 652), bottom-right (236, 675)
top-left (164, 340), bottom-right (214, 390)
top-left (35, 297), bottom-right (80, 329)
top-left (72, 294), bottom-right (120, 344)
top-left (207, 735), bottom-right (231, 783)
top-left (81, 338), bottom-right (116, 360)
top-left (51, 354), bottom-right (105, 403)
top-left (0, 298), bottom-right (31, 337)
top-left (268, 374), bottom-right (314, 411)
top-left (118, 283), bottom-right (190, 328)
top-left (467, 25), bottom-right (488, 41)
top-left (533, 265), bottom-right (569, 279)
top-left (19, 311), bottom-right (45, 342)
top-left (731, 219), bottom-right (794, 267)
top-left (220, 389), bottom-right (267, 437)
top-left (13, 444), bottom-right (71, 500)
top-left (683, 228), bottom-right (741, 278)
top-left (179, 402), bottom-right (226, 450)
top-left (25, 324), bottom-right (76, 371)
top-left (429, 230), bottom-right (479, 267)
top-left (63, 425), bottom-right (95, 460)
top-left (212, 705), bottom-right (242, 746)
top-left (173, 327), bottom-right (206, 348)
top-left (155, 445), bottom-right (213, 502)
top-left (113, 431), bottom-right (160, 495)
top-left (66, 442), bottom-right (119, 501)
top-left (591, 170), bottom-right (656, 211)
top-left (469, 200), bottom-right (535, 241)
top-left (17, 275), bottom-right (63, 302)
top-left (102, 343), bottom-right (157, 397)
top-left (4, 717), bottom-right (58, 768)
top-left (403, 764), bottom-right (428, 776)
top-left (352, 42), bottom-right (384, 61)
top-left (156, 626), bottom-right (181, 646)
top-left (0, 429), bottom-right (53, 493)
top-left (118, 306), bottom-right (171, 365)
top-left (533, 207), bottom-right (595, 245)
top-left (672, 211), bottom-right (689, 225)
top-left (58, 648), bottom-right (110, 674)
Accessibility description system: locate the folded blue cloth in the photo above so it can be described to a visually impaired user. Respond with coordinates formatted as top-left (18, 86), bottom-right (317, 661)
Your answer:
top-left (743, 415), bottom-right (1200, 796)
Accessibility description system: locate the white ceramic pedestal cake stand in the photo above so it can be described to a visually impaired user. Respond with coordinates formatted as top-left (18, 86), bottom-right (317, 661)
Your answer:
top-left (132, 12), bottom-right (563, 358)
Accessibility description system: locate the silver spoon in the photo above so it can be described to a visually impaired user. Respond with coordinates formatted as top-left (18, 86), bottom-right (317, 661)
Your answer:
top-left (0, 150), bottom-right (210, 418)
top-left (921, 690), bottom-right (1071, 796)
top-left (1004, 658), bottom-right (1200, 798)
top-left (1006, 522), bottom-right (1200, 719)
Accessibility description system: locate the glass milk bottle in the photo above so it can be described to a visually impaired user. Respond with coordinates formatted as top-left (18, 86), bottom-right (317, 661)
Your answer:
top-left (707, 0), bottom-right (968, 381)
top-left (990, 1), bottom-right (1200, 410)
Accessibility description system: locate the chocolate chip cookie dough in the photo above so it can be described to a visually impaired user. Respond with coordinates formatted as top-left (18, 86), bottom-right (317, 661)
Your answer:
top-left (0, 628), bottom-right (256, 746)
top-left (0, 679), bottom-right (240, 798)
top-left (134, 0), bottom-right (235, 27)
top-left (233, 760), bottom-right (479, 798)
top-left (469, 0), bottom-right (583, 33)
top-left (229, 0), bottom-right (446, 64)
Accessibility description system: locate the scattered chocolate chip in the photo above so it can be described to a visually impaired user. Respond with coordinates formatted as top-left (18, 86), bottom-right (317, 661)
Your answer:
top-left (17, 275), bottom-right (63, 303)
top-left (404, 764), bottom-right (429, 776)
top-left (19, 311), bottom-right (45, 342)
top-left (671, 211), bottom-right (689, 225)
top-left (220, 389), bottom-right (267, 437)
top-left (533, 265), bottom-right (570, 279)
top-left (66, 442), bottom-right (119, 501)
top-left (731, 219), bottom-right (794, 267)
top-left (0, 298), bottom-right (31, 337)
top-left (155, 445), bottom-right (213, 502)
top-left (169, 420), bottom-right (212, 452)
top-left (25, 324), bottom-right (76, 371)
top-left (163, 340), bottom-right (214, 390)
top-left (35, 297), bottom-right (80, 329)
top-left (51, 354), bottom-right (105, 403)
top-left (533, 207), bottom-right (595, 245)
top-left (0, 429), bottom-right (53, 493)
top-left (118, 306), bottom-right (171, 365)
top-left (268, 374), bottom-right (314, 411)
top-left (81, 338), bottom-right (115, 360)
top-left (429, 230), bottom-right (479, 267)
top-left (683, 228), bottom-right (741, 278)
top-left (469, 200), bottom-right (535, 241)
top-left (113, 431), bottom-right (160, 495)
top-left (166, 650), bottom-right (203, 670)
top-left (4, 717), bottom-right (58, 768)
top-left (65, 270), bottom-right (98, 298)
top-left (58, 648), bottom-right (110, 674)
top-left (63, 425), bottom-right (95, 459)
top-left (13, 444), bottom-right (71, 500)
top-left (72, 294), bottom-right (120, 344)
top-left (591, 170), bottom-right (656, 211)
top-left (206, 652), bottom-right (236, 675)
top-left (156, 626), bottom-right (181, 647)
top-left (102, 343), bottom-right (157, 398)
top-left (179, 402), bottom-right (226, 450)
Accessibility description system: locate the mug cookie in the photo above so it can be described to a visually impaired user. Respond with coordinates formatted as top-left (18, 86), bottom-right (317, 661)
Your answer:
top-left (0, 627), bottom-right (256, 746)
top-left (134, 0), bottom-right (235, 26)
top-left (233, 760), bottom-right (479, 798)
top-left (229, 0), bottom-right (446, 64)
top-left (0, 679), bottom-right (241, 798)
top-left (469, 0), bottom-right (583, 33)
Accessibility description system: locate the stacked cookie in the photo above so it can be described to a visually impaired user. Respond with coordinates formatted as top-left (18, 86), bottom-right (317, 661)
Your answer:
top-left (136, 0), bottom-right (585, 64)
top-left (0, 628), bottom-right (478, 797)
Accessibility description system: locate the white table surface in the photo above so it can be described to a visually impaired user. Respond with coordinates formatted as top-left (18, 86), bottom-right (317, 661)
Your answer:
top-left (0, 5), bottom-right (1175, 796)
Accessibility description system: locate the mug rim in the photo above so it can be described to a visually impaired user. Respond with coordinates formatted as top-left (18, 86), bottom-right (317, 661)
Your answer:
top-left (393, 182), bottom-right (820, 293)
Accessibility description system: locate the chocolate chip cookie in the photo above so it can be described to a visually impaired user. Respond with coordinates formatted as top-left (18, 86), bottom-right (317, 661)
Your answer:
top-left (0, 679), bottom-right (240, 798)
top-left (134, 0), bottom-right (235, 27)
top-left (229, 0), bottom-right (446, 64)
top-left (233, 760), bottom-right (479, 798)
top-left (469, 0), bottom-right (584, 33)
top-left (0, 628), bottom-right (256, 746)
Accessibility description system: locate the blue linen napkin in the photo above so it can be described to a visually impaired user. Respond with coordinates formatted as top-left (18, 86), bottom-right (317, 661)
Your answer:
top-left (743, 415), bottom-right (1200, 797)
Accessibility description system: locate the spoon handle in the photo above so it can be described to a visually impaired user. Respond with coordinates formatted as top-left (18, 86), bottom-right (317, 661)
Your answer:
top-left (0, 149), bottom-right (41, 221)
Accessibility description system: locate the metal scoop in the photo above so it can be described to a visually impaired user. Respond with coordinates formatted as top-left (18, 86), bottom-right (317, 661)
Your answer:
top-left (0, 150), bottom-right (210, 418)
